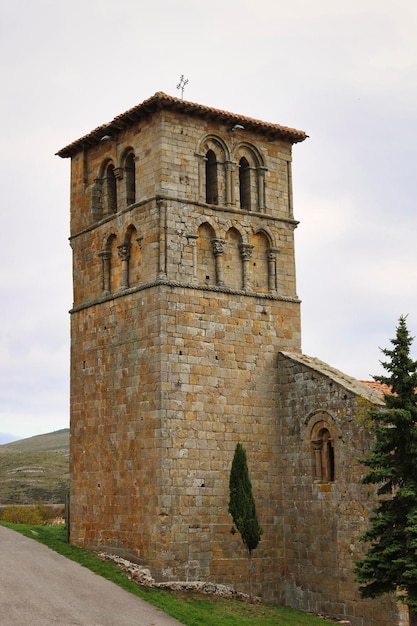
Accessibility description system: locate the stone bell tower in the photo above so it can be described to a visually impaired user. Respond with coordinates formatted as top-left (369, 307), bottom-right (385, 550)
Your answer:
top-left (57, 92), bottom-right (307, 600)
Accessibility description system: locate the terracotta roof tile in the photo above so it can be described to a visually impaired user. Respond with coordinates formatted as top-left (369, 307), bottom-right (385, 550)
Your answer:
top-left (360, 380), bottom-right (393, 395)
top-left (57, 91), bottom-right (308, 158)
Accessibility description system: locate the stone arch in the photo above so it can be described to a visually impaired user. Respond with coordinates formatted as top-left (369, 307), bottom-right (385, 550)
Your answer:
top-left (197, 134), bottom-right (230, 161)
top-left (121, 148), bottom-right (136, 207)
top-left (99, 232), bottom-right (118, 295)
top-left (100, 159), bottom-right (118, 215)
top-left (119, 224), bottom-right (141, 289)
top-left (306, 411), bottom-right (337, 483)
top-left (195, 215), bottom-right (218, 235)
top-left (249, 229), bottom-right (270, 293)
top-left (233, 143), bottom-right (266, 212)
top-left (224, 227), bottom-right (243, 290)
top-left (196, 134), bottom-right (230, 206)
top-left (196, 222), bottom-right (217, 286)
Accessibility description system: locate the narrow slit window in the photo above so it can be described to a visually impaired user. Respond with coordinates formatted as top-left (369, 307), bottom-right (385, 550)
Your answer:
top-left (239, 157), bottom-right (251, 210)
top-left (205, 150), bottom-right (218, 205)
top-left (104, 164), bottom-right (117, 214)
top-left (312, 427), bottom-right (335, 483)
top-left (125, 153), bottom-right (136, 206)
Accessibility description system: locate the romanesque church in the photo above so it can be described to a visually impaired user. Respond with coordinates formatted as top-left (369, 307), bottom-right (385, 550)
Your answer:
top-left (57, 92), bottom-right (405, 626)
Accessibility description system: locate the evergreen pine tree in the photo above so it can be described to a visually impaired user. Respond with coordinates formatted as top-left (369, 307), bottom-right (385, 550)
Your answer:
top-left (355, 316), bottom-right (417, 625)
top-left (228, 442), bottom-right (263, 601)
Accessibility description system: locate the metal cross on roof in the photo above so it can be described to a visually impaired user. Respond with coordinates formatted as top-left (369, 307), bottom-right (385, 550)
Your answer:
top-left (176, 75), bottom-right (189, 99)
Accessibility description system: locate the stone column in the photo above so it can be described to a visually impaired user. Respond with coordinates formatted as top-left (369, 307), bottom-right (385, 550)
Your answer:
top-left (257, 167), bottom-right (267, 212)
top-left (287, 161), bottom-right (294, 219)
top-left (225, 161), bottom-right (234, 207)
top-left (312, 441), bottom-right (322, 481)
top-left (196, 153), bottom-right (206, 202)
top-left (118, 243), bottom-right (131, 289)
top-left (239, 243), bottom-right (254, 291)
top-left (187, 234), bottom-right (199, 283)
top-left (98, 250), bottom-right (111, 295)
top-left (157, 198), bottom-right (167, 279)
top-left (267, 248), bottom-right (279, 293)
top-left (231, 161), bottom-right (238, 206)
top-left (212, 238), bottom-right (225, 286)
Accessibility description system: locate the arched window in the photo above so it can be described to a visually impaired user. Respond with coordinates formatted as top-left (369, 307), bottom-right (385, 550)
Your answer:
top-left (125, 153), bottom-right (136, 206)
top-left (99, 234), bottom-right (117, 295)
top-left (234, 144), bottom-right (266, 212)
top-left (205, 150), bottom-right (218, 205)
top-left (103, 163), bottom-right (117, 214)
top-left (197, 135), bottom-right (228, 206)
top-left (239, 157), bottom-right (251, 210)
top-left (311, 423), bottom-right (335, 483)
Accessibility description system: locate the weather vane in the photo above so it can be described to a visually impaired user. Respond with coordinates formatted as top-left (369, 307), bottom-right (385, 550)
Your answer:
top-left (176, 75), bottom-right (189, 99)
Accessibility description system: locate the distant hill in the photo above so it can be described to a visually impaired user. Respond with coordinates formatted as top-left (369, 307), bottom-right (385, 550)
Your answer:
top-left (0, 429), bottom-right (69, 505)
top-left (0, 428), bottom-right (69, 454)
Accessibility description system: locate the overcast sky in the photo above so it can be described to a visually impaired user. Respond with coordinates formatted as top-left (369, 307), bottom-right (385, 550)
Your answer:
top-left (1, 0), bottom-right (416, 442)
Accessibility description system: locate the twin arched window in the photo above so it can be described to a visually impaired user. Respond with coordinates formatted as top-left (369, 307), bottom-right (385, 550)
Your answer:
top-left (202, 140), bottom-right (265, 212)
top-left (91, 151), bottom-right (136, 222)
top-left (100, 225), bottom-right (141, 295)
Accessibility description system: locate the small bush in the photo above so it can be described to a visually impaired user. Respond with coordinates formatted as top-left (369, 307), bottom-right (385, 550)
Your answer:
top-left (35, 503), bottom-right (59, 524)
top-left (0, 504), bottom-right (60, 525)
top-left (2, 505), bottom-right (43, 525)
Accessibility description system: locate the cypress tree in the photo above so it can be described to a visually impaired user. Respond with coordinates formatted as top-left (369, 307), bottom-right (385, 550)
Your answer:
top-left (228, 442), bottom-right (263, 600)
top-left (355, 316), bottom-right (417, 625)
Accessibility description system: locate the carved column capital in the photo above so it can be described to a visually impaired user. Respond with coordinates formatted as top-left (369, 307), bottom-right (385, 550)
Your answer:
top-left (136, 235), bottom-right (143, 249)
top-left (267, 247), bottom-right (279, 261)
top-left (212, 238), bottom-right (225, 257)
top-left (113, 167), bottom-right (123, 180)
top-left (239, 243), bottom-right (254, 261)
top-left (187, 234), bottom-right (198, 247)
top-left (117, 243), bottom-right (131, 261)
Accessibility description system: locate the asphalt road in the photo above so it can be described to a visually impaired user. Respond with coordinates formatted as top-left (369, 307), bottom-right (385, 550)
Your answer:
top-left (0, 525), bottom-right (184, 626)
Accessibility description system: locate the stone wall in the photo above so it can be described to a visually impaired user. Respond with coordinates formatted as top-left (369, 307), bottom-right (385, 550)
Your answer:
top-left (70, 281), bottom-right (301, 600)
top-left (277, 352), bottom-right (404, 626)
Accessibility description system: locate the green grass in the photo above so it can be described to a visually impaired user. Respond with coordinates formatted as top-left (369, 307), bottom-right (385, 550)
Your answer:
top-left (1, 522), bottom-right (338, 625)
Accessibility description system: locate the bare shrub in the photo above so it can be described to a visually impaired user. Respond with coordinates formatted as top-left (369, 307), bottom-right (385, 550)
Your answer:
top-left (2, 505), bottom-right (43, 525)
top-left (35, 503), bottom-right (58, 524)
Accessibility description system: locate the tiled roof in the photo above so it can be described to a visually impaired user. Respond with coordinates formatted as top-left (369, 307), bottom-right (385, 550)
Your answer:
top-left (56, 91), bottom-right (308, 158)
top-left (360, 380), bottom-right (393, 395)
